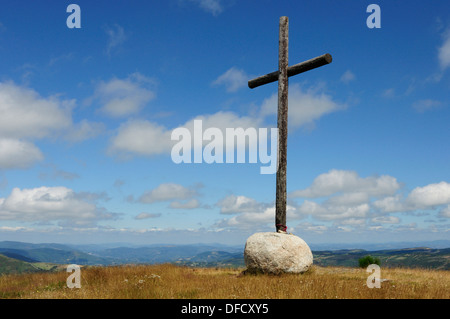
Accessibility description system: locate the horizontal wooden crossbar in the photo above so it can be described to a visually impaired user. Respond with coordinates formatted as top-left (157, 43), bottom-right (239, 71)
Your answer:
top-left (248, 53), bottom-right (332, 89)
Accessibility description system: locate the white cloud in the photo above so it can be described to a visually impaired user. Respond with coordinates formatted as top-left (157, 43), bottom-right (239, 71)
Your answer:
top-left (371, 216), bottom-right (400, 224)
top-left (372, 195), bottom-right (405, 213)
top-left (107, 82), bottom-right (339, 163)
top-left (438, 30), bottom-right (450, 70)
top-left (216, 203), bottom-right (299, 230)
top-left (48, 53), bottom-right (74, 67)
top-left (214, 194), bottom-right (304, 230)
top-left (0, 138), bottom-right (43, 169)
top-left (291, 170), bottom-right (450, 227)
top-left (412, 99), bottom-right (442, 113)
top-left (212, 67), bottom-right (249, 92)
top-left (0, 186), bottom-right (115, 225)
top-left (406, 181), bottom-right (450, 208)
top-left (0, 82), bottom-right (73, 139)
top-left (392, 223), bottom-right (418, 232)
top-left (440, 205), bottom-right (450, 218)
top-left (182, 111), bottom-right (264, 153)
top-left (260, 84), bottom-right (346, 130)
top-left (187, 0), bottom-right (223, 16)
top-left (290, 169), bottom-right (400, 198)
top-left (109, 82), bottom-right (340, 160)
top-left (300, 223), bottom-right (328, 234)
top-left (185, 111), bottom-right (262, 133)
top-left (109, 110), bottom-right (262, 158)
top-left (139, 183), bottom-right (199, 204)
top-left (325, 192), bottom-right (370, 206)
top-left (169, 199), bottom-right (200, 209)
top-left (0, 226), bottom-right (27, 232)
top-left (135, 212), bottom-right (161, 220)
top-left (340, 70), bottom-right (355, 83)
top-left (92, 73), bottom-right (156, 118)
top-left (221, 206), bottom-right (274, 227)
top-left (105, 24), bottom-right (127, 55)
top-left (338, 218), bottom-right (366, 226)
top-left (373, 181), bottom-right (450, 215)
top-left (65, 119), bottom-right (105, 142)
top-left (289, 170), bottom-right (450, 228)
top-left (0, 82), bottom-right (103, 169)
top-left (109, 119), bottom-right (172, 157)
top-left (382, 88), bottom-right (396, 98)
top-left (216, 195), bottom-right (262, 214)
top-left (297, 200), bottom-right (369, 222)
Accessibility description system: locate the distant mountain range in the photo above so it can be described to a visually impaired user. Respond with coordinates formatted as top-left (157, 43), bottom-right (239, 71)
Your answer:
top-left (308, 240), bottom-right (450, 251)
top-left (0, 240), bottom-right (449, 275)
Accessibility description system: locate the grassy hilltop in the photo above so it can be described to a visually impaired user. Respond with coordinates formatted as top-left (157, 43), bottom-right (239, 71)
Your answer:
top-left (0, 241), bottom-right (449, 299)
top-left (0, 263), bottom-right (448, 299)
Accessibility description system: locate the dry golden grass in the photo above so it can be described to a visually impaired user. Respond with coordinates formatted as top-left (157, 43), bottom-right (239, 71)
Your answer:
top-left (0, 264), bottom-right (449, 299)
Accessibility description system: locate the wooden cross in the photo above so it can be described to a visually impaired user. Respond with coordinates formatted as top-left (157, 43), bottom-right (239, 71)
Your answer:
top-left (248, 16), bottom-right (332, 233)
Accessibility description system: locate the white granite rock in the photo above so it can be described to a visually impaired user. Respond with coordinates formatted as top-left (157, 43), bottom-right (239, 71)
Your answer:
top-left (244, 232), bottom-right (313, 274)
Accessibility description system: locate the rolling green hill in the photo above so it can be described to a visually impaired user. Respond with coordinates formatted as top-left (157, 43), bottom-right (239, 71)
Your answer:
top-left (0, 248), bottom-right (109, 265)
top-left (312, 247), bottom-right (450, 270)
top-left (0, 254), bottom-right (37, 275)
top-left (0, 241), bottom-right (113, 266)
top-left (175, 248), bottom-right (450, 270)
top-left (0, 241), bottom-right (448, 275)
top-left (174, 250), bottom-right (245, 268)
top-left (0, 254), bottom-right (61, 275)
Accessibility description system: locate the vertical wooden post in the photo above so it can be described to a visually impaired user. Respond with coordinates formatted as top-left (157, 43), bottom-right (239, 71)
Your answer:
top-left (248, 16), bottom-right (332, 233)
top-left (276, 16), bottom-right (288, 232)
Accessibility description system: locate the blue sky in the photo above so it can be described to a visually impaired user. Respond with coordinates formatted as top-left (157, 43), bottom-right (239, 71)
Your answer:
top-left (0, 0), bottom-right (449, 246)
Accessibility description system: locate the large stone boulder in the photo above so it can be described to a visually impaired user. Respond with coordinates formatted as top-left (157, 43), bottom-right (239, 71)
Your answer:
top-left (244, 232), bottom-right (313, 274)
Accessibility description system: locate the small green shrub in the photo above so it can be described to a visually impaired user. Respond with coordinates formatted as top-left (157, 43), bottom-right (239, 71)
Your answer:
top-left (358, 255), bottom-right (381, 268)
